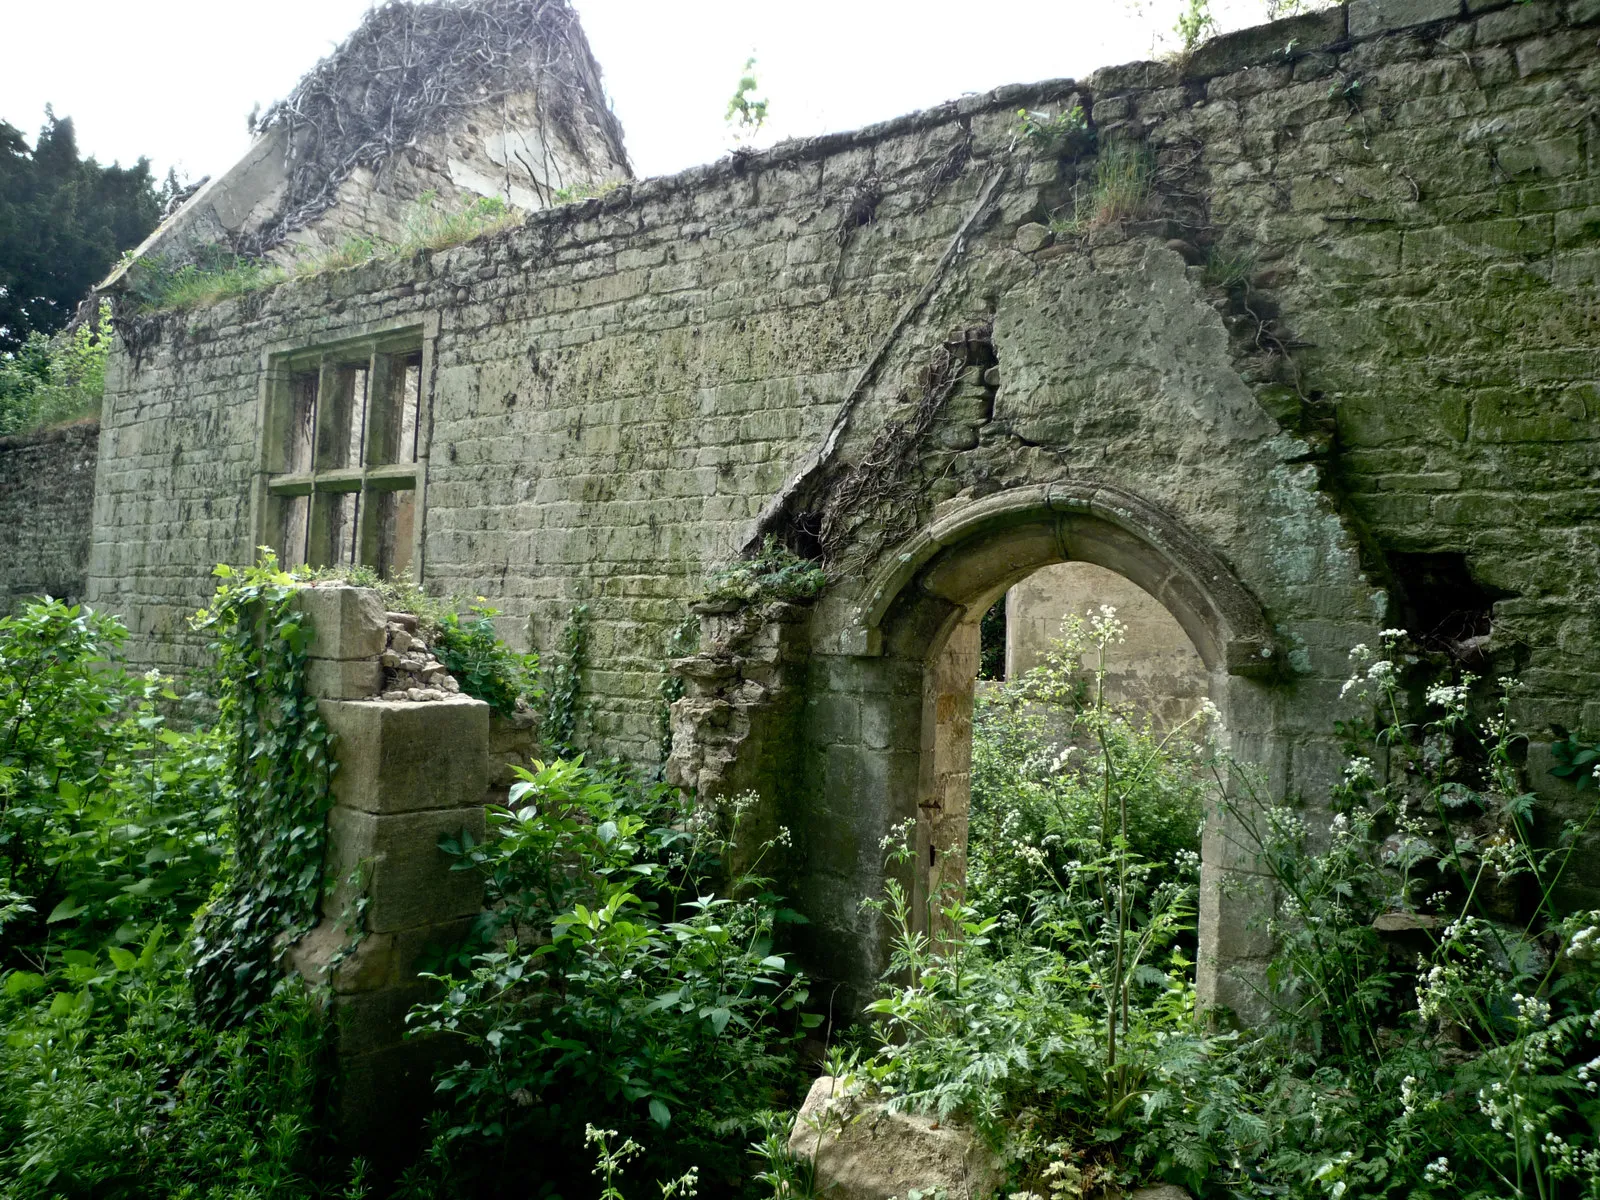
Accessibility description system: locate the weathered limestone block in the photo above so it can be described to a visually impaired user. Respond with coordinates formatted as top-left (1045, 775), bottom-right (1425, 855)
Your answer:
top-left (1349, 0), bottom-right (1463, 38)
top-left (305, 657), bottom-right (385, 700)
top-left (292, 586), bottom-right (387, 660)
top-left (788, 1077), bottom-right (1002, 1200)
top-left (325, 804), bottom-right (487, 932)
top-left (318, 695), bottom-right (490, 812)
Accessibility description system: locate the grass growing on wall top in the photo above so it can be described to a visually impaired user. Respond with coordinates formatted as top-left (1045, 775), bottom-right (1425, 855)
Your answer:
top-left (124, 192), bottom-right (523, 314)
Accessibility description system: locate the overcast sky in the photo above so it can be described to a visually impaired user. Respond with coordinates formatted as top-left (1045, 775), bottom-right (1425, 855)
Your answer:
top-left (0, 0), bottom-right (1282, 184)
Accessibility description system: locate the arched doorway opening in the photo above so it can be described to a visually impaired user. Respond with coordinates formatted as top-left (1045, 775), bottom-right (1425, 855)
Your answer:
top-left (837, 481), bottom-right (1282, 1012)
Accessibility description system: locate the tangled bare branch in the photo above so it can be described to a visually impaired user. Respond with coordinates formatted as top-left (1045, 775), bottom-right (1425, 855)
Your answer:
top-left (243, 0), bottom-right (626, 256)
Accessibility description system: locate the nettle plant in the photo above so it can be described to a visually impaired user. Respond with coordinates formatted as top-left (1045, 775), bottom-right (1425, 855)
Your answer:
top-left (407, 768), bottom-right (816, 1196)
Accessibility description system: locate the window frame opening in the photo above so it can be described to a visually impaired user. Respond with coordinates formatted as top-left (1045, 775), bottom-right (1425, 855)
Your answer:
top-left (255, 324), bottom-right (431, 579)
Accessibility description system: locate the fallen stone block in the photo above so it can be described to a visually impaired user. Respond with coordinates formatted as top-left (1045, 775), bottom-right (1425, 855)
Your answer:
top-left (787, 1076), bottom-right (1002, 1200)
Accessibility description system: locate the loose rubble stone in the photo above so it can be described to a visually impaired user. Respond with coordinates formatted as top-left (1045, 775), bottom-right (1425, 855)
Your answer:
top-left (787, 1077), bottom-right (1001, 1200)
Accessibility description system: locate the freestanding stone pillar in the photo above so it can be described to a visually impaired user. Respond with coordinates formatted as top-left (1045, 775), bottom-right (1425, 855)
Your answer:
top-left (284, 586), bottom-right (489, 1149)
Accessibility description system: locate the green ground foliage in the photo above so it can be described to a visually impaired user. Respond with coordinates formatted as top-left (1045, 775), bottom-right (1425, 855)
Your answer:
top-left (3, 581), bottom-right (1598, 1199)
top-left (406, 772), bottom-right (816, 1197)
top-left (824, 618), bottom-right (1600, 1200)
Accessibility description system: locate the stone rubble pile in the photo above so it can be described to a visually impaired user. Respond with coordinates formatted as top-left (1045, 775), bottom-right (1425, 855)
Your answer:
top-left (379, 611), bottom-right (461, 702)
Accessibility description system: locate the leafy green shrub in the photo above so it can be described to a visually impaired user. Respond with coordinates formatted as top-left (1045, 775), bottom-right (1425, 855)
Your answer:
top-left (703, 537), bottom-right (826, 605)
top-left (432, 604), bottom-right (541, 718)
top-left (0, 587), bottom-right (355, 1200)
top-left (409, 766), bottom-right (816, 1196)
top-left (0, 305), bottom-right (108, 436)
top-left (0, 978), bottom-right (353, 1200)
top-left (1015, 105), bottom-right (1094, 159)
top-left (0, 598), bottom-right (226, 964)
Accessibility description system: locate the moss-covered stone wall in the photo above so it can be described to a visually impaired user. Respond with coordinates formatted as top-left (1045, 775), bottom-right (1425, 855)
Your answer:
top-left (0, 422), bottom-right (98, 615)
top-left (92, 0), bottom-right (1598, 792)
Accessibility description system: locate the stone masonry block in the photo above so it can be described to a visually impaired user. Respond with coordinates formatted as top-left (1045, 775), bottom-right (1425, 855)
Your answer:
top-left (319, 695), bottom-right (490, 813)
top-left (293, 586), bottom-right (386, 661)
top-left (305, 657), bottom-right (384, 700)
top-left (1184, 6), bottom-right (1347, 80)
top-left (327, 805), bottom-right (486, 933)
top-left (1349, 0), bottom-right (1462, 37)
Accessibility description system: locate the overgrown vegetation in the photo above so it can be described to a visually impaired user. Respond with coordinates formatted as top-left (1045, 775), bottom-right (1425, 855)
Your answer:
top-left (407, 774), bottom-right (816, 1196)
top-left (0, 301), bottom-right (109, 435)
top-left (186, 555), bottom-right (336, 1023)
top-left (5, 567), bottom-right (1598, 1199)
top-left (1015, 105), bottom-right (1095, 160)
top-left (1049, 142), bottom-right (1153, 237)
top-left (703, 537), bottom-right (827, 606)
top-left (823, 617), bottom-right (1600, 1199)
top-left (0, 589), bottom-right (358, 1197)
top-left (125, 192), bottom-right (520, 314)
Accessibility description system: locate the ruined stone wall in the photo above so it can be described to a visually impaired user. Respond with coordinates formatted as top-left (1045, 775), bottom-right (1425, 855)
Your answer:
top-left (1004, 563), bottom-right (1209, 727)
top-left (0, 422), bottom-right (98, 615)
top-left (94, 0), bottom-right (1600, 774)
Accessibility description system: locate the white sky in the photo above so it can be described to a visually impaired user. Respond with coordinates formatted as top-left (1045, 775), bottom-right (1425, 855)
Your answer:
top-left (0, 0), bottom-right (1282, 184)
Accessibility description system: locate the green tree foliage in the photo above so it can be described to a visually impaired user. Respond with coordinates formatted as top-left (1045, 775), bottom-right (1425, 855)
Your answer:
top-left (0, 111), bottom-right (166, 351)
top-left (0, 300), bottom-right (109, 435)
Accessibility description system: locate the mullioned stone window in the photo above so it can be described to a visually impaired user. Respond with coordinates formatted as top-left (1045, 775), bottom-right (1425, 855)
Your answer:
top-left (258, 325), bottom-right (429, 578)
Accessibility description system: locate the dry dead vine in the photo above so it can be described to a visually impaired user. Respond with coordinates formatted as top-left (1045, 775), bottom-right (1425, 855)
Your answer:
top-left (243, 0), bottom-right (626, 256)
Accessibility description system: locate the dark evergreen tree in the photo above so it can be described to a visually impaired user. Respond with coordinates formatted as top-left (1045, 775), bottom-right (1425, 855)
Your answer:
top-left (0, 110), bottom-right (165, 352)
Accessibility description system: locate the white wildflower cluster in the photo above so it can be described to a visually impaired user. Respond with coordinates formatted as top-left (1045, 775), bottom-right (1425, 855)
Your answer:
top-left (1087, 604), bottom-right (1126, 647)
top-left (1016, 842), bottom-right (1049, 870)
top-left (1339, 645), bottom-right (1400, 702)
top-left (1479, 835), bottom-right (1522, 876)
top-left (1510, 992), bottom-right (1552, 1030)
top-left (878, 817), bottom-right (917, 854)
top-left (1564, 913), bottom-right (1600, 961)
top-left (1265, 806), bottom-right (1308, 844)
top-left (1417, 919), bottom-right (1492, 1022)
top-left (1379, 627), bottom-right (1408, 645)
top-left (1174, 848), bottom-right (1201, 876)
top-left (773, 825), bottom-right (794, 849)
top-left (1576, 1054), bottom-right (1600, 1094)
top-left (1399, 1074), bottom-right (1422, 1117)
top-left (1421, 1156), bottom-right (1452, 1186)
top-left (660, 1166), bottom-right (700, 1200)
top-left (1341, 757), bottom-right (1377, 790)
top-left (1195, 697), bottom-right (1222, 724)
top-left (1542, 1130), bottom-right (1600, 1182)
top-left (1424, 680), bottom-right (1469, 715)
top-left (1476, 1079), bottom-right (1544, 1140)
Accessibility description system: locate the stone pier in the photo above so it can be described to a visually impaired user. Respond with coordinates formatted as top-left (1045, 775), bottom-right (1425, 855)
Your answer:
top-left (284, 585), bottom-right (489, 1148)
